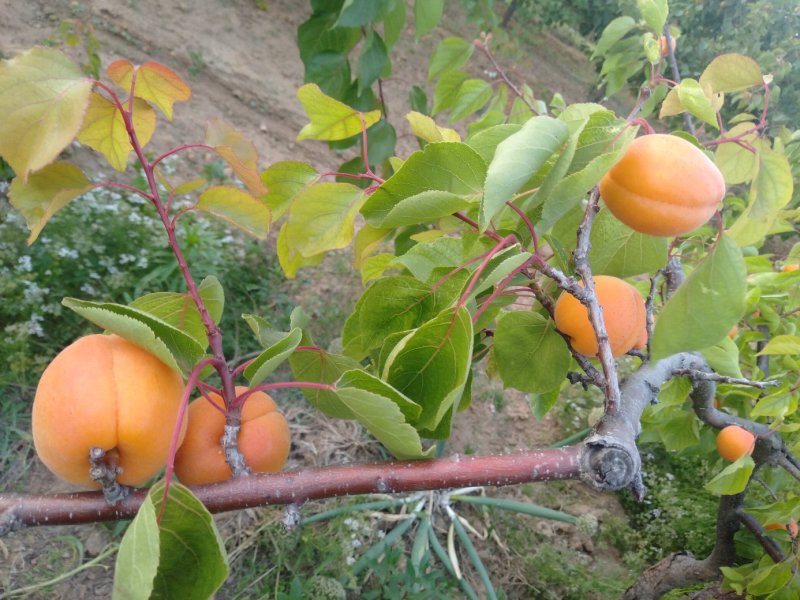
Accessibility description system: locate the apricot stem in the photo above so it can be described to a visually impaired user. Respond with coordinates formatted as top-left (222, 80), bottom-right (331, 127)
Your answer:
top-left (88, 447), bottom-right (129, 505)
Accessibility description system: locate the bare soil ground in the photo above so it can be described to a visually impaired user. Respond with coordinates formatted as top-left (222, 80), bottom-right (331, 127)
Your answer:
top-left (0, 1), bottom-right (627, 598)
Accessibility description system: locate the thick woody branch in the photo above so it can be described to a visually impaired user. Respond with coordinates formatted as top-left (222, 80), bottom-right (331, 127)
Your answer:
top-left (0, 447), bottom-right (582, 533)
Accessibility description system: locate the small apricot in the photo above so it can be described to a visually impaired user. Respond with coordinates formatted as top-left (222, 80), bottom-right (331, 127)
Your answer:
top-left (174, 386), bottom-right (290, 485)
top-left (659, 35), bottom-right (676, 57)
top-left (599, 134), bottom-right (726, 237)
top-left (715, 425), bottom-right (755, 462)
top-left (554, 275), bottom-right (647, 358)
top-left (782, 264), bottom-right (799, 272)
top-left (765, 519), bottom-right (798, 538)
top-left (32, 334), bottom-right (186, 488)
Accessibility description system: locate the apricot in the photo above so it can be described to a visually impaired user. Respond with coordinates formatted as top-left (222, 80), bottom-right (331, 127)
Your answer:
top-left (715, 425), bottom-right (755, 462)
top-left (32, 334), bottom-right (186, 488)
top-left (554, 275), bottom-right (646, 358)
top-left (659, 35), bottom-right (676, 57)
top-left (766, 519), bottom-right (799, 537)
top-left (599, 134), bottom-right (726, 237)
top-left (174, 386), bottom-right (290, 485)
top-left (782, 264), bottom-right (799, 272)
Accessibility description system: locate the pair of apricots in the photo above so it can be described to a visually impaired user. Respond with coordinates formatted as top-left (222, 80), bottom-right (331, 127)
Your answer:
top-left (554, 133), bottom-right (726, 358)
top-left (32, 334), bottom-right (290, 489)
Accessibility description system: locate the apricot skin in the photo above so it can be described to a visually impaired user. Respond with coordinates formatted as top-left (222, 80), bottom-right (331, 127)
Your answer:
top-left (174, 387), bottom-right (290, 485)
top-left (553, 275), bottom-right (646, 358)
top-left (32, 334), bottom-right (186, 488)
top-left (599, 134), bottom-right (726, 237)
top-left (715, 425), bottom-right (755, 462)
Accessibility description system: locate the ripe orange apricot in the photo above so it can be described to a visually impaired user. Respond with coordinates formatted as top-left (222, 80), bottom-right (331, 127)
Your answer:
top-left (599, 134), bottom-right (726, 237)
top-left (32, 334), bottom-right (186, 488)
top-left (782, 264), bottom-right (799, 272)
top-left (554, 275), bottom-right (646, 358)
top-left (715, 425), bottom-right (755, 462)
top-left (174, 386), bottom-right (290, 485)
top-left (765, 520), bottom-right (798, 538)
top-left (659, 35), bottom-right (676, 57)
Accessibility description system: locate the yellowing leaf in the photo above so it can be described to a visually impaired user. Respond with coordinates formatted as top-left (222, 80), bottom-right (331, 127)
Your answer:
top-left (406, 111), bottom-right (461, 143)
top-left (296, 83), bottom-right (381, 141)
top-left (0, 47), bottom-right (92, 181)
top-left (700, 54), bottom-right (763, 94)
top-left (205, 118), bottom-right (267, 196)
top-left (107, 59), bottom-right (191, 121)
top-left (9, 162), bottom-right (92, 244)
top-left (77, 92), bottom-right (156, 171)
top-left (196, 186), bottom-right (271, 239)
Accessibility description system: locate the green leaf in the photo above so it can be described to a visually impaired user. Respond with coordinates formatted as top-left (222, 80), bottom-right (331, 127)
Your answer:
top-left (393, 233), bottom-right (490, 283)
top-left (260, 161), bottom-right (318, 221)
top-left (336, 0), bottom-right (394, 27)
top-left (357, 30), bottom-right (389, 95)
top-left (62, 298), bottom-right (206, 376)
top-left (296, 83), bottom-right (381, 141)
top-left (242, 314), bottom-right (285, 348)
top-left (280, 182), bottom-right (364, 258)
top-left (382, 0), bottom-right (406, 49)
top-left (652, 236), bottom-right (746, 360)
top-left (530, 386), bottom-right (562, 420)
top-left (0, 47), bottom-right (93, 181)
top-left (342, 275), bottom-right (459, 357)
top-left (383, 307), bottom-right (473, 434)
top-left (699, 53), bottom-right (764, 94)
top-left (480, 116), bottom-right (569, 229)
top-left (636, 0), bottom-right (668, 34)
top-left (428, 37), bottom-right (474, 81)
top-left (757, 335), bottom-right (800, 356)
top-left (297, 12), bottom-right (360, 65)
top-left (361, 142), bottom-right (485, 226)
top-left (705, 455), bottom-right (755, 495)
top-left (431, 70), bottom-right (470, 115)
top-left (466, 124), bottom-right (521, 163)
top-left (304, 52), bottom-right (352, 100)
top-left (338, 369), bottom-right (422, 423)
top-left (113, 482), bottom-right (229, 599)
top-left (592, 16), bottom-right (636, 58)
top-left (196, 186), bottom-right (270, 239)
top-left (748, 561), bottom-right (793, 596)
top-left (382, 190), bottom-right (473, 227)
top-left (8, 162), bottom-right (92, 244)
top-left (494, 311), bottom-right (570, 393)
top-left (414, 0), bottom-right (443, 39)
top-left (289, 345), bottom-right (362, 419)
top-left (751, 389), bottom-right (796, 420)
top-left (129, 291), bottom-right (208, 350)
top-left (198, 275), bottom-right (224, 325)
top-left (701, 336), bottom-right (744, 378)
top-left (714, 123), bottom-right (762, 184)
top-left (656, 410), bottom-right (700, 452)
top-left (676, 79), bottom-right (719, 129)
top-left (205, 118), bottom-right (268, 196)
top-left (244, 328), bottom-right (303, 386)
top-left (335, 385), bottom-right (429, 459)
top-left (113, 495), bottom-right (159, 600)
top-left (728, 149), bottom-right (794, 247)
top-left (447, 79), bottom-right (493, 123)
top-left (589, 209), bottom-right (668, 277)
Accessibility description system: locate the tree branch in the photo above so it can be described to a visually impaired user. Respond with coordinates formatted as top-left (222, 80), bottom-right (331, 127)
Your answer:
top-left (0, 447), bottom-right (582, 533)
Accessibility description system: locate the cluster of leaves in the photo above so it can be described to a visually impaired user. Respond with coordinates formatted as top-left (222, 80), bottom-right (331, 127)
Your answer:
top-left (296, 0), bottom-right (446, 176)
